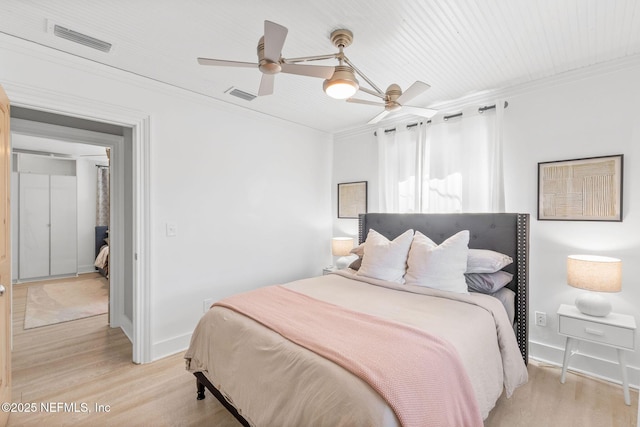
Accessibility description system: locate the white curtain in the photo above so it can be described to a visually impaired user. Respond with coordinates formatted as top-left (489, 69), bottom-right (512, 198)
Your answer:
top-left (377, 101), bottom-right (505, 213)
top-left (377, 125), bottom-right (423, 213)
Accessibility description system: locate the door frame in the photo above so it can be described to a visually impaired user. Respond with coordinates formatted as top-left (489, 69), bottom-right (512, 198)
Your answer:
top-left (12, 118), bottom-right (123, 321)
top-left (3, 82), bottom-right (151, 363)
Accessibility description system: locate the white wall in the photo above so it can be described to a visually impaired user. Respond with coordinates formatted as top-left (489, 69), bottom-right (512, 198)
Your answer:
top-left (503, 62), bottom-right (640, 387)
top-left (332, 129), bottom-right (379, 241)
top-left (333, 59), bottom-right (640, 387)
top-left (0, 33), bottom-right (333, 360)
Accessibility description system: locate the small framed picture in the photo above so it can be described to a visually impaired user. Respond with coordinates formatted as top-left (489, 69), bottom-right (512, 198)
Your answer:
top-left (337, 181), bottom-right (367, 219)
top-left (538, 154), bottom-right (623, 221)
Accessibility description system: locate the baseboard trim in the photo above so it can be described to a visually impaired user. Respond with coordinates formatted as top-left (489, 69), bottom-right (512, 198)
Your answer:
top-left (77, 265), bottom-right (97, 274)
top-left (529, 339), bottom-right (639, 389)
top-left (114, 314), bottom-right (133, 344)
top-left (151, 332), bottom-right (192, 362)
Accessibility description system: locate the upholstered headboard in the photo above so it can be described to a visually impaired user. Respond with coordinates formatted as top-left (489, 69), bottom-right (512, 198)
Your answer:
top-left (358, 213), bottom-right (530, 364)
top-left (95, 225), bottom-right (109, 258)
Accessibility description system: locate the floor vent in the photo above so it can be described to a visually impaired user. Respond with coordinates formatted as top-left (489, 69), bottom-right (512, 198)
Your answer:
top-left (228, 88), bottom-right (257, 101)
top-left (53, 24), bottom-right (112, 53)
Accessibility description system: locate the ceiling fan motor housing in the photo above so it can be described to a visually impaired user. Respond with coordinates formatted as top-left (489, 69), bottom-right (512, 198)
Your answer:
top-left (257, 36), bottom-right (282, 74)
top-left (385, 84), bottom-right (403, 111)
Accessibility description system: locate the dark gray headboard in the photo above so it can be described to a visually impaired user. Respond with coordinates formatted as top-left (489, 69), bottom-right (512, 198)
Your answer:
top-left (358, 213), bottom-right (529, 364)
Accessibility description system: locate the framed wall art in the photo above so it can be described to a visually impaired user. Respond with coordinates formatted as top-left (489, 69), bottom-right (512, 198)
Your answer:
top-left (538, 154), bottom-right (623, 221)
top-left (337, 181), bottom-right (367, 218)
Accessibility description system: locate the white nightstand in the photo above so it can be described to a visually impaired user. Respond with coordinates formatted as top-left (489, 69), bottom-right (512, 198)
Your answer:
top-left (557, 304), bottom-right (636, 405)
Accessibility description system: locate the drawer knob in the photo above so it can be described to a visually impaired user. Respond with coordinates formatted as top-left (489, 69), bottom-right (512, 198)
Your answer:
top-left (585, 327), bottom-right (604, 336)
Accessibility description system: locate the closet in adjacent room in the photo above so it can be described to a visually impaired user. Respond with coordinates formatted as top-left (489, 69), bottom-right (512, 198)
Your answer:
top-left (13, 153), bottom-right (77, 281)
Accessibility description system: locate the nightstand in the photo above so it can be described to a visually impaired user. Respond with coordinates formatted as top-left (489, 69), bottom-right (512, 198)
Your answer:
top-left (557, 304), bottom-right (636, 405)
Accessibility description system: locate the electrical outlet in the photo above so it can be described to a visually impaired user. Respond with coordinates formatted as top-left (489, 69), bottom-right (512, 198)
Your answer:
top-left (535, 311), bottom-right (547, 327)
top-left (203, 298), bottom-right (214, 313)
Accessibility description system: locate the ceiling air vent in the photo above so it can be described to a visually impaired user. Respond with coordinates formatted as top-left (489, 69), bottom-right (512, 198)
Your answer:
top-left (227, 88), bottom-right (257, 102)
top-left (52, 24), bottom-right (112, 53)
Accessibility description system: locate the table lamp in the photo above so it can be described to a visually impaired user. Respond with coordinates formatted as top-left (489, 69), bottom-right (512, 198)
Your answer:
top-left (332, 237), bottom-right (354, 269)
top-left (567, 254), bottom-right (622, 317)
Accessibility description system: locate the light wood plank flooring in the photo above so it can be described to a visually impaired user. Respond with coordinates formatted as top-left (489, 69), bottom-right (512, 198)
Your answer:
top-left (8, 276), bottom-right (638, 426)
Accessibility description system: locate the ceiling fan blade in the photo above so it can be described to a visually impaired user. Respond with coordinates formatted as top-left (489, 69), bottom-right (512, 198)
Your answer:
top-left (258, 74), bottom-right (275, 96)
top-left (347, 98), bottom-right (385, 107)
top-left (402, 105), bottom-right (438, 118)
top-left (263, 20), bottom-right (288, 62)
top-left (198, 58), bottom-right (257, 68)
top-left (368, 110), bottom-right (391, 125)
top-left (397, 81), bottom-right (431, 104)
top-left (280, 63), bottom-right (335, 79)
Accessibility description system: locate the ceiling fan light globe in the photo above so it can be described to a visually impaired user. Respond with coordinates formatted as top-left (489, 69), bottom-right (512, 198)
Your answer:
top-left (323, 65), bottom-right (359, 99)
top-left (324, 79), bottom-right (358, 99)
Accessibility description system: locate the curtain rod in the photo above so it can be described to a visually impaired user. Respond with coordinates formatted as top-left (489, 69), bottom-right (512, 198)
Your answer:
top-left (373, 101), bottom-right (509, 136)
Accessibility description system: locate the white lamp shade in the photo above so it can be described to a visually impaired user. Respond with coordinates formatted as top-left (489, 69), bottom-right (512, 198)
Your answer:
top-left (567, 254), bottom-right (622, 292)
top-left (331, 237), bottom-right (354, 256)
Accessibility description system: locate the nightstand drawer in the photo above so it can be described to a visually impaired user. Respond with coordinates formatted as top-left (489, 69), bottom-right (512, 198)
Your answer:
top-left (559, 316), bottom-right (635, 349)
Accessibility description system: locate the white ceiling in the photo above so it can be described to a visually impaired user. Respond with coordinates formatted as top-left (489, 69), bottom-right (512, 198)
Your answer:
top-left (2, 1), bottom-right (640, 134)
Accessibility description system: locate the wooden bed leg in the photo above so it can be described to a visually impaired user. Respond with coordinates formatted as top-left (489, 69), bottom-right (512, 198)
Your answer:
top-left (196, 378), bottom-right (206, 400)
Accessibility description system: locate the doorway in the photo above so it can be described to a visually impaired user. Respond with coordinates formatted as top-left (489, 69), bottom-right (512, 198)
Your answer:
top-left (11, 131), bottom-right (112, 334)
top-left (8, 106), bottom-right (142, 361)
top-left (4, 82), bottom-right (151, 364)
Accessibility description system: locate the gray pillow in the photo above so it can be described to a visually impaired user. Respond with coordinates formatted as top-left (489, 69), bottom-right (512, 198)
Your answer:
top-left (465, 270), bottom-right (513, 293)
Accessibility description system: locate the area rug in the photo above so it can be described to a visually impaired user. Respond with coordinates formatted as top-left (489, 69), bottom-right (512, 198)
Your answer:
top-left (24, 277), bottom-right (109, 329)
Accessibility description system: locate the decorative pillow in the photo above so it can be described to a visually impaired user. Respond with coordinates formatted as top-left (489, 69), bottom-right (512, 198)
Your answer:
top-left (404, 230), bottom-right (470, 293)
top-left (348, 257), bottom-right (362, 271)
top-left (466, 249), bottom-right (513, 273)
top-left (348, 243), bottom-right (365, 270)
top-left (355, 229), bottom-right (414, 284)
top-left (350, 243), bottom-right (365, 258)
top-left (465, 270), bottom-right (513, 293)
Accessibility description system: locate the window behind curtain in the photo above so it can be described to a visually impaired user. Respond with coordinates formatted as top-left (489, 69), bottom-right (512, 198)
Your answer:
top-left (377, 102), bottom-right (505, 213)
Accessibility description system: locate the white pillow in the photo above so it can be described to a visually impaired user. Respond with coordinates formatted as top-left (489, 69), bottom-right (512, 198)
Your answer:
top-left (404, 230), bottom-right (470, 293)
top-left (356, 229), bottom-right (414, 284)
top-left (466, 249), bottom-right (513, 273)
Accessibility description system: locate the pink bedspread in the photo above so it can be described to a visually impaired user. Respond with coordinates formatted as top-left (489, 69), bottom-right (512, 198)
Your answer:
top-left (215, 285), bottom-right (483, 427)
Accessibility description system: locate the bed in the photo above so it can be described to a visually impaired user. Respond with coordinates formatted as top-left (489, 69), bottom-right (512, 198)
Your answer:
top-left (94, 225), bottom-right (109, 278)
top-left (185, 213), bottom-right (530, 426)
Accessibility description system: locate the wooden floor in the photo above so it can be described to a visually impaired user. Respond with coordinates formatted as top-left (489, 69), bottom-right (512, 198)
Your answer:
top-left (7, 275), bottom-right (638, 426)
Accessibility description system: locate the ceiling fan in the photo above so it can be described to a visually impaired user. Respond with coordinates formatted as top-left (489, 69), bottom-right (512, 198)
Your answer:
top-left (347, 81), bottom-right (438, 124)
top-left (197, 20), bottom-right (335, 96)
top-left (198, 20), bottom-right (437, 123)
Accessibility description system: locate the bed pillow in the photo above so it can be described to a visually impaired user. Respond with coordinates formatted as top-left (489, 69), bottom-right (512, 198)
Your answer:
top-left (355, 229), bottom-right (414, 284)
top-left (466, 249), bottom-right (513, 273)
top-left (348, 243), bottom-right (365, 270)
top-left (465, 270), bottom-right (513, 293)
top-left (350, 243), bottom-right (365, 258)
top-left (404, 230), bottom-right (469, 293)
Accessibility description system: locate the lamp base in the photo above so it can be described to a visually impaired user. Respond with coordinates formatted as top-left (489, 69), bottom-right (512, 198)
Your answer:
top-left (575, 292), bottom-right (612, 317)
top-left (335, 256), bottom-right (351, 270)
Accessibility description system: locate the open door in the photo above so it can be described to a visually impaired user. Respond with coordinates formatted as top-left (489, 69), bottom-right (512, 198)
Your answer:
top-left (0, 84), bottom-right (11, 426)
